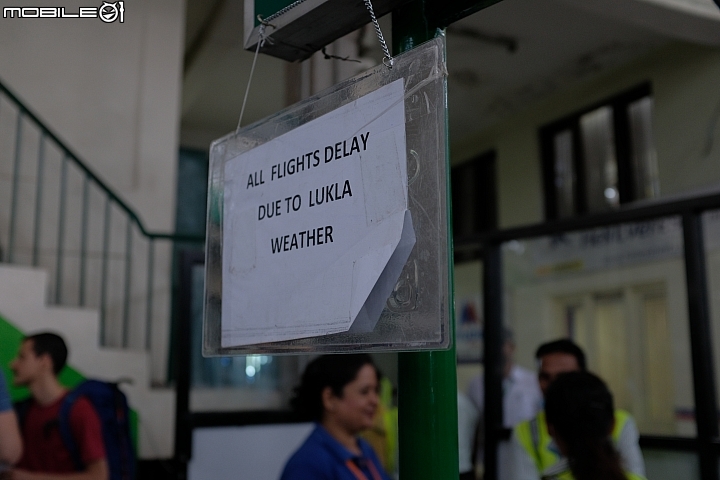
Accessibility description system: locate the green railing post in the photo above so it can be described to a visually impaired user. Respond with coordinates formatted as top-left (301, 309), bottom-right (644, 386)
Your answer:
top-left (394, 3), bottom-right (459, 479)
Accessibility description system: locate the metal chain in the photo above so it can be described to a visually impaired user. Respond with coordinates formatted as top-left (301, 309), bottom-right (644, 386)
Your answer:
top-left (262, 0), bottom-right (309, 24)
top-left (363, 0), bottom-right (393, 68)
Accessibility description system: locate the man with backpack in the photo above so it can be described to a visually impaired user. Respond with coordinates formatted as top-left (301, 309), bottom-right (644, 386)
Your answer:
top-left (6, 332), bottom-right (108, 480)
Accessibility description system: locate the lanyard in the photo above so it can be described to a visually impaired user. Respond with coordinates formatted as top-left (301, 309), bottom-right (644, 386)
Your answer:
top-left (345, 458), bottom-right (383, 480)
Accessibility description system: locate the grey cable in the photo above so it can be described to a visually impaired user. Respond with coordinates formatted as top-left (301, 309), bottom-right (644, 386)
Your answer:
top-left (237, 24), bottom-right (267, 131)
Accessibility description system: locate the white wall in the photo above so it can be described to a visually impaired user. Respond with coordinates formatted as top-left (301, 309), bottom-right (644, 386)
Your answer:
top-left (0, 0), bottom-right (186, 383)
top-left (188, 423), bottom-right (314, 480)
top-left (0, 0), bottom-right (184, 231)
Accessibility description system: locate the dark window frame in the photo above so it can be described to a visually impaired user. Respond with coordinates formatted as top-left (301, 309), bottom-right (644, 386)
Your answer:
top-left (451, 149), bottom-right (498, 239)
top-left (474, 191), bottom-right (720, 480)
top-left (540, 83), bottom-right (652, 220)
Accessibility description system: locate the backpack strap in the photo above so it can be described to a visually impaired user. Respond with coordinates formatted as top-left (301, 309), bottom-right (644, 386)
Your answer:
top-left (58, 389), bottom-right (85, 472)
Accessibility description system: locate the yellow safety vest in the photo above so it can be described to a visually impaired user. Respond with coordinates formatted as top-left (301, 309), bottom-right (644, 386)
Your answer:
top-left (544, 471), bottom-right (646, 480)
top-left (515, 409), bottom-right (633, 477)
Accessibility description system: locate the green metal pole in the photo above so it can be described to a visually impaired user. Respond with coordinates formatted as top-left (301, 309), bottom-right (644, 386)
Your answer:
top-left (394, 3), bottom-right (459, 479)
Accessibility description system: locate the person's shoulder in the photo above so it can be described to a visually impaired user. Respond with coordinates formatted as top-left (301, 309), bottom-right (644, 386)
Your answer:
top-left (285, 445), bottom-right (333, 466)
top-left (613, 409), bottom-right (637, 426)
top-left (281, 441), bottom-right (334, 480)
top-left (513, 415), bottom-right (531, 432)
top-left (513, 410), bottom-right (542, 436)
top-left (294, 428), bottom-right (336, 462)
top-left (66, 394), bottom-right (101, 422)
top-left (69, 394), bottom-right (95, 410)
top-left (612, 409), bottom-right (640, 442)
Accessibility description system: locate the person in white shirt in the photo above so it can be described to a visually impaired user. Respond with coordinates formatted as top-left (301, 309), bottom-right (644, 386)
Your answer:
top-left (465, 328), bottom-right (543, 479)
top-left (457, 392), bottom-right (479, 480)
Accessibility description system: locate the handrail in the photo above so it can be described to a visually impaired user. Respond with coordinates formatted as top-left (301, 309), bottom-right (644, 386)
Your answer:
top-left (0, 78), bottom-right (204, 243)
top-left (0, 75), bottom-right (204, 361)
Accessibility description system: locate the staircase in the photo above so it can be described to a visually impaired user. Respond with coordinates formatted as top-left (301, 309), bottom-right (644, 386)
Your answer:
top-left (0, 75), bottom-right (202, 458)
top-left (0, 75), bottom-right (204, 381)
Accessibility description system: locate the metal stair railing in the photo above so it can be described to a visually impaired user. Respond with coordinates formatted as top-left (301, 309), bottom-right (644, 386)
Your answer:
top-left (0, 76), bottom-right (204, 352)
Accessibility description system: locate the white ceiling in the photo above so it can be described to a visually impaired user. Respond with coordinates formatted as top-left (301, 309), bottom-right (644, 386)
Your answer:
top-left (445, 0), bottom-right (670, 142)
top-left (179, 0), bottom-right (718, 151)
top-left (181, 0), bottom-right (288, 148)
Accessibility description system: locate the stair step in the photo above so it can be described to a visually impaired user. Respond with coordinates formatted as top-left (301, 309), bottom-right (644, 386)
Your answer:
top-left (0, 264), bottom-right (48, 309)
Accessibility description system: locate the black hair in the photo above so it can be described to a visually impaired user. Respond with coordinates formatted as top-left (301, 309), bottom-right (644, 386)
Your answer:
top-left (544, 371), bottom-right (625, 480)
top-left (535, 338), bottom-right (587, 371)
top-left (25, 332), bottom-right (68, 375)
top-left (290, 354), bottom-right (378, 422)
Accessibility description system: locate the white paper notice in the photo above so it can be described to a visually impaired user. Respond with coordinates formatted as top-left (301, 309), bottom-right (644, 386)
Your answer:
top-left (221, 79), bottom-right (415, 347)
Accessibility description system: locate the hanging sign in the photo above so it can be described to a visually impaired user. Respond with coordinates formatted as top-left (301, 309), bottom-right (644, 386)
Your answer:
top-left (204, 36), bottom-right (450, 355)
top-left (222, 80), bottom-right (415, 346)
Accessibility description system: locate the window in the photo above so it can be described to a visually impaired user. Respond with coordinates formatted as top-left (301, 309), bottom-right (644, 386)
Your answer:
top-left (540, 84), bottom-right (660, 219)
top-left (451, 150), bottom-right (498, 239)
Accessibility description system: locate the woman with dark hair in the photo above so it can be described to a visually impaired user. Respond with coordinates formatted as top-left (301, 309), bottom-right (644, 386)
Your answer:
top-left (280, 354), bottom-right (390, 480)
top-left (543, 371), bottom-right (647, 480)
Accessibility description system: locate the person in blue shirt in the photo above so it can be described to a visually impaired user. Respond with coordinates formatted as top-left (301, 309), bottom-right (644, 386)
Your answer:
top-left (280, 354), bottom-right (391, 480)
top-left (0, 368), bottom-right (22, 467)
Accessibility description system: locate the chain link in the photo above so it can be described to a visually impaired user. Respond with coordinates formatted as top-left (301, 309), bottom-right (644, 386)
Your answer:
top-left (363, 0), bottom-right (394, 68)
top-left (262, 0), bottom-right (310, 24)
